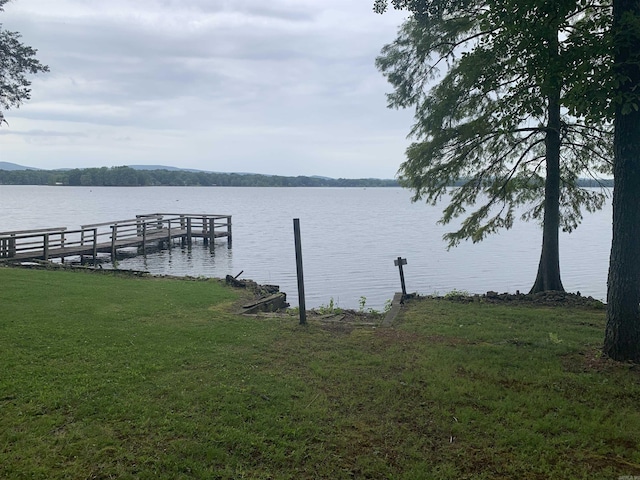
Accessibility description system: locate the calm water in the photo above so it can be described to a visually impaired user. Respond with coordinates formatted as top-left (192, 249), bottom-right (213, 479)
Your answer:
top-left (0, 185), bottom-right (612, 309)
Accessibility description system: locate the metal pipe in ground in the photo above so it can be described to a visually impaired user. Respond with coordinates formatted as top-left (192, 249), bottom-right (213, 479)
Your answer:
top-left (293, 218), bottom-right (306, 325)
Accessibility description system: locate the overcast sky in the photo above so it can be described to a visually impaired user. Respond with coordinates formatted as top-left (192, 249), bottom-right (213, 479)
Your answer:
top-left (0, 0), bottom-right (413, 178)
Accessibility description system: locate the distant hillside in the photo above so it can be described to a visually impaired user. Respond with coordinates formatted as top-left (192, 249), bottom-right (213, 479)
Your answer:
top-left (0, 163), bottom-right (613, 188)
top-left (127, 165), bottom-right (206, 173)
top-left (0, 161), bottom-right (38, 171)
top-left (0, 165), bottom-right (399, 187)
top-left (0, 162), bottom-right (321, 177)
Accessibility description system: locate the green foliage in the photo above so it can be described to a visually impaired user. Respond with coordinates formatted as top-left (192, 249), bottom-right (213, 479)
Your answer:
top-left (0, 0), bottom-right (49, 117)
top-left (376, 0), bottom-right (613, 248)
top-left (444, 288), bottom-right (470, 299)
top-left (548, 332), bottom-right (563, 344)
top-left (358, 295), bottom-right (367, 312)
top-left (316, 297), bottom-right (342, 315)
top-left (383, 297), bottom-right (393, 314)
top-left (356, 295), bottom-right (386, 315)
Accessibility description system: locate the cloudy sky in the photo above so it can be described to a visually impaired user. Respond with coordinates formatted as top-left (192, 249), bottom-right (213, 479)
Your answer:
top-left (0, 0), bottom-right (413, 178)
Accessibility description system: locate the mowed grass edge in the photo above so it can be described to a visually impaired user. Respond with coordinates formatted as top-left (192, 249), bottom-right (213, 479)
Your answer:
top-left (1, 266), bottom-right (639, 479)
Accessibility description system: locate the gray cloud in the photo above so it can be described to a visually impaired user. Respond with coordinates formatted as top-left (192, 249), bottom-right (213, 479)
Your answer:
top-left (0, 129), bottom-right (86, 137)
top-left (1, 0), bottom-right (412, 177)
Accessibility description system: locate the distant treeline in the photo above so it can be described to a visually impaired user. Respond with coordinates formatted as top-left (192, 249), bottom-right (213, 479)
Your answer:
top-left (0, 166), bottom-right (613, 188)
top-left (0, 166), bottom-right (399, 187)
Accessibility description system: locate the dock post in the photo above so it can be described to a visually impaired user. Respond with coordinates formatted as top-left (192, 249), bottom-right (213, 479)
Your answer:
top-left (59, 232), bottom-right (65, 264)
top-left (111, 225), bottom-right (117, 261)
top-left (227, 216), bottom-right (232, 249)
top-left (9, 234), bottom-right (16, 257)
top-left (142, 222), bottom-right (147, 253)
top-left (43, 233), bottom-right (49, 260)
top-left (209, 218), bottom-right (215, 247)
top-left (167, 219), bottom-right (172, 249)
top-left (186, 217), bottom-right (192, 245)
top-left (201, 216), bottom-right (207, 245)
top-left (92, 228), bottom-right (98, 264)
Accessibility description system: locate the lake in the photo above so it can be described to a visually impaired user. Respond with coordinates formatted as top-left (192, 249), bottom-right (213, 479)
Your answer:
top-left (0, 185), bottom-right (612, 310)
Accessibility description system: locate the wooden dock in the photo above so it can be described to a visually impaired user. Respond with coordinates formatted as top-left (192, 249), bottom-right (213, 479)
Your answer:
top-left (0, 213), bottom-right (232, 263)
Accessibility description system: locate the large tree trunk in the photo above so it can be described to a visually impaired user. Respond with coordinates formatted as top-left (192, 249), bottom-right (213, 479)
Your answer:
top-left (530, 86), bottom-right (564, 293)
top-left (603, 0), bottom-right (640, 362)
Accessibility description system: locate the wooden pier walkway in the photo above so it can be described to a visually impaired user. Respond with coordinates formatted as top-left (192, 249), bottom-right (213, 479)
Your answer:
top-left (0, 213), bottom-right (231, 263)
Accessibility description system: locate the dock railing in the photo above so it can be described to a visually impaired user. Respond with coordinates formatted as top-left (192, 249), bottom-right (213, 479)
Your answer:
top-left (0, 227), bottom-right (98, 261)
top-left (82, 215), bottom-right (171, 259)
top-left (137, 213), bottom-right (232, 247)
top-left (1, 213), bottom-right (232, 262)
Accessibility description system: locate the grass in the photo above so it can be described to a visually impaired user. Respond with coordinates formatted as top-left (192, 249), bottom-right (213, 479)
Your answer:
top-left (1, 266), bottom-right (639, 479)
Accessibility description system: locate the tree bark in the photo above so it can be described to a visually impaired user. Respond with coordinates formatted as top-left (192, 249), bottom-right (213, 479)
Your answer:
top-left (603, 0), bottom-right (640, 362)
top-left (530, 25), bottom-right (564, 294)
top-left (530, 89), bottom-right (564, 293)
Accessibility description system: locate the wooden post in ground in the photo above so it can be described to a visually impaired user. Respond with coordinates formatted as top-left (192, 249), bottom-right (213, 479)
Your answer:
top-left (293, 218), bottom-right (306, 325)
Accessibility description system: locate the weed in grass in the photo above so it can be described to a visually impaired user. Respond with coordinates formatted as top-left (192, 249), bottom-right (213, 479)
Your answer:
top-left (548, 332), bottom-right (563, 344)
top-left (444, 288), bottom-right (470, 299)
top-left (357, 295), bottom-right (385, 316)
top-left (317, 297), bottom-right (342, 315)
top-left (383, 298), bottom-right (393, 314)
top-left (358, 295), bottom-right (367, 312)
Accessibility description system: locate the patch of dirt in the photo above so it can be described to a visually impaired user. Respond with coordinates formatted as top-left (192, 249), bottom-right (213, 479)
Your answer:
top-left (374, 328), bottom-right (425, 345)
top-left (304, 309), bottom-right (381, 334)
top-left (563, 348), bottom-right (640, 374)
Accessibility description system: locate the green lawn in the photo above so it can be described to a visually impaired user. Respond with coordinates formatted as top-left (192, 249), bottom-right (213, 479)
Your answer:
top-left (1, 267), bottom-right (639, 479)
